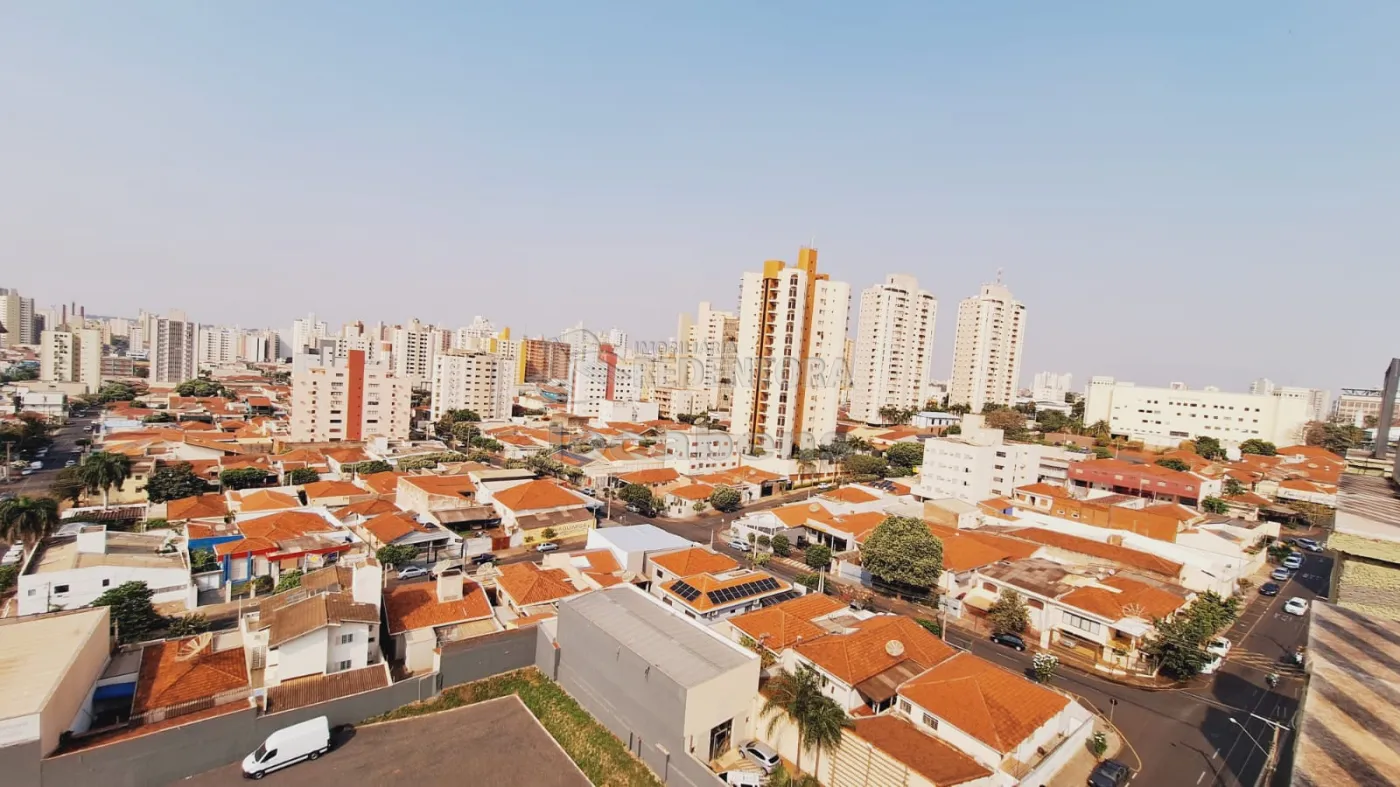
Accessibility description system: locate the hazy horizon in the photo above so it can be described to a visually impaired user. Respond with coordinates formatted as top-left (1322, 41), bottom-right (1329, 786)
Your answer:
top-left (3, 3), bottom-right (1396, 395)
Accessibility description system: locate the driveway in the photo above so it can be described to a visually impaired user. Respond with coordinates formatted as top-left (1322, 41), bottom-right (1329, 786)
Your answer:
top-left (178, 695), bottom-right (590, 786)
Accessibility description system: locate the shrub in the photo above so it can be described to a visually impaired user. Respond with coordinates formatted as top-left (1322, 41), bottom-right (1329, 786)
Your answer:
top-left (770, 534), bottom-right (791, 557)
top-left (1032, 652), bottom-right (1059, 684)
top-left (275, 570), bottom-right (303, 593)
top-left (166, 614), bottom-right (210, 637)
top-left (916, 618), bottom-right (942, 637)
top-left (757, 534), bottom-right (771, 548)
top-left (804, 543), bottom-right (832, 571)
top-left (794, 572), bottom-right (821, 591)
top-left (0, 564), bottom-right (17, 592)
top-left (1089, 730), bottom-right (1109, 759)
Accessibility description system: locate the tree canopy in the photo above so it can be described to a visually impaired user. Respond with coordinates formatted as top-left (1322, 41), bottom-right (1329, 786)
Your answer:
top-left (343, 459), bottom-right (394, 475)
top-left (804, 543), bottom-right (832, 571)
top-left (842, 454), bottom-right (888, 479)
top-left (983, 407), bottom-right (1028, 437)
top-left (144, 462), bottom-right (211, 503)
top-left (618, 483), bottom-right (660, 516)
top-left (142, 411), bottom-right (176, 423)
top-left (285, 467), bottom-right (321, 486)
top-left (1238, 439), bottom-right (1277, 456)
top-left (376, 544), bottom-right (418, 568)
top-left (92, 581), bottom-right (164, 644)
top-left (988, 589), bottom-right (1030, 635)
top-left (174, 378), bottom-right (233, 398)
top-left (1304, 421), bottom-right (1362, 456)
top-left (1155, 458), bottom-right (1190, 472)
top-left (435, 408), bottom-right (481, 437)
top-left (1201, 496), bottom-right (1229, 515)
top-left (219, 467), bottom-right (270, 491)
top-left (1192, 436), bottom-right (1226, 461)
top-left (860, 516), bottom-right (943, 588)
top-left (710, 485), bottom-right (742, 513)
top-left (884, 443), bottom-right (923, 473)
top-left (78, 451), bottom-right (133, 508)
top-left (0, 495), bottom-right (60, 545)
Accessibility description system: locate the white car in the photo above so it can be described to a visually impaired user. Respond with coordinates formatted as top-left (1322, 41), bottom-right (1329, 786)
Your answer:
top-left (727, 539), bottom-right (753, 553)
top-left (739, 741), bottom-right (781, 774)
top-left (1207, 638), bottom-right (1232, 658)
top-left (397, 565), bottom-right (429, 580)
top-left (1201, 654), bottom-right (1224, 675)
top-left (64, 459), bottom-right (77, 468)
top-left (1284, 597), bottom-right (1309, 616)
top-left (536, 542), bottom-right (560, 553)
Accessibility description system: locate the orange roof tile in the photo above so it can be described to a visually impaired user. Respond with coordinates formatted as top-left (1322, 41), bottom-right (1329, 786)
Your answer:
top-left (166, 493), bottom-right (229, 521)
top-left (852, 715), bottom-right (992, 787)
top-left (302, 480), bottom-right (367, 499)
top-left (324, 447), bottom-right (371, 464)
top-left (233, 489), bottom-right (301, 512)
top-left (821, 486), bottom-right (879, 504)
top-left (898, 652), bottom-right (1069, 754)
top-left (362, 511), bottom-right (430, 545)
top-left (729, 594), bottom-right (845, 650)
top-left (648, 547), bottom-right (739, 577)
top-left (495, 562), bottom-right (580, 607)
top-left (661, 570), bottom-right (791, 611)
top-left (1277, 445), bottom-right (1344, 462)
top-left (383, 579), bottom-right (493, 635)
top-left (1059, 575), bottom-right (1189, 621)
top-left (400, 474), bottom-right (476, 498)
top-left (616, 467), bottom-right (680, 485)
top-left (772, 501), bottom-right (839, 528)
top-left (215, 511), bottom-right (336, 557)
top-left (1000, 527), bottom-right (1182, 577)
top-left (1015, 482), bottom-right (1068, 498)
top-left (796, 615), bottom-right (957, 686)
top-left (1279, 478), bottom-right (1337, 493)
top-left (132, 637), bottom-right (248, 714)
top-left (491, 479), bottom-right (583, 512)
top-left (334, 498), bottom-right (402, 522)
top-left (565, 549), bottom-right (621, 574)
top-left (668, 483), bottom-right (715, 501)
top-left (358, 470), bottom-right (406, 495)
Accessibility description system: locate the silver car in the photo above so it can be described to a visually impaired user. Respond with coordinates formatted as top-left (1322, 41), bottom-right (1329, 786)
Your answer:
top-left (739, 741), bottom-right (781, 774)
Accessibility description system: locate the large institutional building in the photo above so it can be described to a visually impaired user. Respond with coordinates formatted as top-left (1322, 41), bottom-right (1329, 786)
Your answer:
top-left (1083, 377), bottom-right (1314, 448)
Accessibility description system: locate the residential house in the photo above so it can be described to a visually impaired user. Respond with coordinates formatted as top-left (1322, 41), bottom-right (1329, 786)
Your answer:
top-left (396, 474), bottom-right (488, 525)
top-left (494, 561), bottom-right (584, 619)
top-left (725, 593), bottom-right (847, 657)
top-left (541, 548), bottom-right (629, 590)
top-left (664, 483), bottom-right (715, 517)
top-left (1010, 483), bottom-right (1195, 543)
top-left (787, 615), bottom-right (958, 713)
top-left (384, 569), bottom-right (499, 673)
top-left (214, 510), bottom-right (361, 585)
top-left (331, 498), bottom-right (403, 527)
top-left (691, 465), bottom-right (784, 504)
top-left (241, 579), bottom-right (382, 687)
top-left (583, 524), bottom-right (692, 576)
top-left (355, 470), bottom-right (406, 497)
top-left (165, 493), bottom-right (229, 524)
top-left (614, 467), bottom-right (681, 490)
top-left (658, 568), bottom-right (792, 622)
top-left (1276, 478), bottom-right (1338, 508)
top-left (302, 480), bottom-right (372, 508)
top-left (16, 526), bottom-right (195, 616)
top-left (132, 632), bottom-right (250, 721)
top-left (356, 511), bottom-right (459, 562)
top-left (646, 546), bottom-right (740, 587)
top-left (1067, 458), bottom-right (1222, 508)
top-left (488, 479), bottom-right (595, 547)
top-left (227, 488), bottom-right (302, 514)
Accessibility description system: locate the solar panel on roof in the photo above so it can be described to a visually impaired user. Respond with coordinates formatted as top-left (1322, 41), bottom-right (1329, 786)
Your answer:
top-left (706, 577), bottom-right (782, 606)
top-left (671, 580), bottom-right (702, 602)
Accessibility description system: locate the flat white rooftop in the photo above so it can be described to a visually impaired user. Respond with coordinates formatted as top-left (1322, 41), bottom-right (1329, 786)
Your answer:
top-left (0, 608), bottom-right (108, 721)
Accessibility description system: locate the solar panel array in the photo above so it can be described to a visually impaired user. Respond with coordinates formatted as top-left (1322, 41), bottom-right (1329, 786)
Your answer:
top-left (706, 577), bottom-right (781, 606)
top-left (760, 590), bottom-right (803, 608)
top-left (671, 580), bottom-right (702, 602)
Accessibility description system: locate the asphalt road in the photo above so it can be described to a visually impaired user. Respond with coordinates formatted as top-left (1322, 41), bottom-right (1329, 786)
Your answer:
top-left (638, 508), bottom-right (1328, 787)
top-left (2, 412), bottom-right (96, 498)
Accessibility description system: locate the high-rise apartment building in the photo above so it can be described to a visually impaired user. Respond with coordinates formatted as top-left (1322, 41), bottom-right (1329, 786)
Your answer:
top-left (291, 313), bottom-right (329, 355)
top-left (0, 288), bottom-right (36, 347)
top-left (1333, 388), bottom-right (1400, 427)
top-left (39, 328), bottom-right (103, 393)
top-left (522, 338), bottom-right (572, 383)
top-left (849, 274), bottom-right (937, 425)
top-left (948, 281), bottom-right (1026, 413)
top-left (677, 302), bottom-right (739, 411)
top-left (391, 319), bottom-right (440, 386)
top-left (453, 316), bottom-right (496, 351)
top-left (197, 325), bottom-right (239, 366)
top-left (730, 248), bottom-right (851, 457)
top-left (1032, 372), bottom-right (1073, 404)
top-left (570, 343), bottom-right (639, 418)
top-left (431, 351), bottom-right (509, 422)
top-left (150, 313), bottom-right (196, 383)
top-left (291, 349), bottom-right (412, 442)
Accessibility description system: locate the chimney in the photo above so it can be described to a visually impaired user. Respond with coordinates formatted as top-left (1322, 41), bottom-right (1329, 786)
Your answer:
top-left (437, 568), bottom-right (464, 603)
top-left (76, 525), bottom-right (108, 554)
top-left (352, 561), bottom-right (383, 607)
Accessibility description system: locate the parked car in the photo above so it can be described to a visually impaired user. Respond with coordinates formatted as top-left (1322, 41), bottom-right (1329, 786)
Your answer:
top-left (1284, 597), bottom-right (1309, 616)
top-left (27, 461), bottom-right (42, 470)
top-left (1270, 567), bottom-right (1292, 582)
top-left (471, 553), bottom-right (498, 565)
top-left (536, 542), bottom-right (560, 553)
top-left (1088, 759), bottom-right (1132, 787)
top-left (727, 539), bottom-right (753, 553)
top-left (739, 741), bottom-right (781, 774)
top-left (1207, 638), bottom-right (1232, 658)
top-left (1259, 582), bottom-right (1281, 597)
top-left (717, 771), bottom-right (765, 787)
top-left (1295, 538), bottom-right (1323, 552)
top-left (990, 632), bottom-right (1026, 651)
top-left (1201, 654), bottom-right (1224, 675)
top-left (242, 715), bottom-right (330, 779)
top-left (397, 565), bottom-right (429, 580)
top-left (1282, 554), bottom-right (1305, 570)
top-left (64, 459), bottom-right (77, 467)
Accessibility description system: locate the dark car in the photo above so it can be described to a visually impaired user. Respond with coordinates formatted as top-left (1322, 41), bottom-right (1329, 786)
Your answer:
top-left (1088, 759), bottom-right (1132, 787)
top-left (990, 632), bottom-right (1026, 651)
top-left (470, 553), bottom-right (497, 565)
top-left (1259, 582), bottom-right (1281, 596)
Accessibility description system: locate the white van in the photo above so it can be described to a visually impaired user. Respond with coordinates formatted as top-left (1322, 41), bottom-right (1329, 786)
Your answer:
top-left (718, 770), bottom-right (766, 786)
top-left (242, 716), bottom-right (331, 779)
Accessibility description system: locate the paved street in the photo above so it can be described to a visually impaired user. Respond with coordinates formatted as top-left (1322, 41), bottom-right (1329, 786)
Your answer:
top-left (2, 412), bottom-right (96, 498)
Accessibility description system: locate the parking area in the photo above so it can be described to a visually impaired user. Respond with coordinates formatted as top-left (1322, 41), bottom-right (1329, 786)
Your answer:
top-left (178, 696), bottom-right (591, 787)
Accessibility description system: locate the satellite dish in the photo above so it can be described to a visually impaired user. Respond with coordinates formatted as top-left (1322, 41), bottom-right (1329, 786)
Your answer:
top-left (175, 632), bottom-right (214, 661)
top-left (885, 639), bottom-right (905, 658)
top-left (808, 503), bottom-right (822, 512)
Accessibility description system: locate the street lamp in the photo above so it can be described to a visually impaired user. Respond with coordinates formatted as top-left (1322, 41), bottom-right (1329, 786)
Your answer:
top-left (1228, 718), bottom-right (1269, 759)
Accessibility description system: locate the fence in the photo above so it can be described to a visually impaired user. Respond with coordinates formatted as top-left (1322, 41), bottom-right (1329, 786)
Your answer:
top-left (127, 685), bottom-right (252, 726)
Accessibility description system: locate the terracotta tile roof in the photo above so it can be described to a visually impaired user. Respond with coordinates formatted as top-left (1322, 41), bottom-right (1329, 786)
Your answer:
top-left (668, 483), bottom-right (715, 501)
top-left (616, 468), bottom-right (680, 485)
top-left (1144, 502), bottom-right (1199, 521)
top-left (796, 615), bottom-right (956, 686)
top-left (841, 511), bottom-right (894, 543)
top-left (772, 501), bottom-right (839, 528)
top-left (729, 593), bottom-right (845, 650)
top-left (1015, 482), bottom-right (1068, 498)
top-left (167, 493), bottom-right (229, 521)
top-left (400, 474), bottom-right (476, 498)
top-left (1280, 478), bottom-right (1337, 494)
top-left (302, 480), bottom-right (367, 499)
top-left (132, 637), bottom-right (248, 713)
top-left (215, 511), bottom-right (336, 557)
top-left (1224, 491), bottom-right (1273, 507)
top-left (491, 479), bottom-right (584, 512)
top-left (999, 527), bottom-right (1180, 576)
top-left (607, 422), bottom-right (656, 435)
top-left (324, 447), bottom-right (372, 464)
top-left (585, 573), bottom-right (625, 588)
top-left (1277, 445), bottom-right (1344, 462)
top-left (564, 549), bottom-right (621, 574)
top-left (277, 448), bottom-right (327, 463)
top-left (661, 570), bottom-right (791, 611)
top-left (384, 579), bottom-right (492, 634)
top-left (695, 466), bottom-right (783, 485)
top-left (362, 511), bottom-right (431, 544)
top-left (499, 434), bottom-right (543, 448)
top-left (852, 715), bottom-right (993, 787)
top-left (898, 652), bottom-right (1070, 754)
top-left (511, 612), bottom-right (557, 627)
top-left (495, 562), bottom-right (580, 607)
top-left (187, 521), bottom-right (240, 540)
top-left (265, 664), bottom-right (389, 713)
top-left (1059, 575), bottom-right (1189, 622)
top-left (649, 547), bottom-right (739, 577)
top-left (334, 498), bottom-right (402, 522)
top-left (358, 470), bottom-right (406, 495)
top-left (230, 489), bottom-right (300, 513)
top-left (257, 590), bottom-right (380, 647)
top-left (821, 486), bottom-right (879, 504)
top-left (299, 565), bottom-right (354, 594)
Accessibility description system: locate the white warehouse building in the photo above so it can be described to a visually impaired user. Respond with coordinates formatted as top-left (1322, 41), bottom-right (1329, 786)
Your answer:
top-left (1083, 377), bottom-right (1313, 449)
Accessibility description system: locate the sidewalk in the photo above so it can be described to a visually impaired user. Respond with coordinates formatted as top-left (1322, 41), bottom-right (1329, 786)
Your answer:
top-left (1047, 726), bottom-right (1122, 787)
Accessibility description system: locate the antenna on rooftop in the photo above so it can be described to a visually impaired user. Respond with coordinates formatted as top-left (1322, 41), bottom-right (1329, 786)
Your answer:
top-left (996, 267), bottom-right (1004, 284)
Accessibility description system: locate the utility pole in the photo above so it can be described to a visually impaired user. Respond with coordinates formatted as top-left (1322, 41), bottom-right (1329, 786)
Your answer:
top-left (1252, 712), bottom-right (1290, 785)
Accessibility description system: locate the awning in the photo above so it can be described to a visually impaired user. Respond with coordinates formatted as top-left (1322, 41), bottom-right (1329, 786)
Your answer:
top-left (93, 682), bottom-right (136, 701)
top-left (854, 659), bottom-right (925, 703)
top-left (1113, 618), bottom-right (1153, 638)
top-left (962, 593), bottom-right (997, 612)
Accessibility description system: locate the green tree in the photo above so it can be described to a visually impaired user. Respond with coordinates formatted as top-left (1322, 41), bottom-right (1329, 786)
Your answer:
top-left (542, 527), bottom-right (557, 540)
top-left (376, 544), bottom-right (418, 568)
top-left (142, 411), bottom-right (176, 424)
top-left (878, 405), bottom-right (915, 426)
top-left (450, 420), bottom-right (481, 446)
top-left (435, 408), bottom-right (481, 437)
top-left (1155, 457), bottom-right (1190, 472)
top-left (344, 459), bottom-right (393, 476)
top-left (190, 548), bottom-right (219, 573)
top-left (0, 564), bottom-right (17, 593)
top-left (93, 381), bottom-right (141, 403)
top-left (764, 767), bottom-right (820, 787)
top-left (984, 407), bottom-right (1028, 437)
top-left (1031, 652), bottom-right (1059, 684)
top-left (219, 467), bottom-right (270, 490)
top-left (710, 485), bottom-right (743, 513)
top-left (987, 589), bottom-right (1030, 635)
top-left (947, 402), bottom-right (972, 416)
top-left (618, 483), bottom-right (659, 516)
top-left (144, 462), bottom-right (210, 503)
top-left (1071, 399), bottom-right (1086, 421)
top-left (49, 466), bottom-right (87, 505)
top-left (0, 495), bottom-right (60, 545)
top-left (1087, 420), bottom-right (1111, 440)
top-left (842, 453), bottom-right (888, 479)
top-left (174, 378), bottom-right (233, 398)
top-left (274, 570), bottom-right (303, 592)
top-left (1223, 478), bottom-right (1246, 497)
top-left (77, 451), bottom-right (133, 508)
top-left (471, 436), bottom-right (504, 453)
top-left (761, 665), bottom-right (853, 778)
top-left (804, 543), bottom-right (832, 571)
top-left (771, 534), bottom-right (791, 557)
top-left (1036, 410), bottom-right (1073, 434)
top-left (1089, 731), bottom-right (1109, 760)
top-left (92, 581), bottom-right (163, 644)
top-left (1192, 436), bottom-right (1226, 461)
top-left (1304, 421), bottom-right (1362, 455)
top-left (1201, 496), bottom-right (1229, 515)
top-left (1143, 613), bottom-right (1212, 680)
top-left (284, 467), bottom-right (320, 486)
top-left (884, 442), bottom-right (923, 472)
top-left (1093, 446), bottom-right (1113, 459)
top-left (859, 516), bottom-right (943, 589)
top-left (166, 613), bottom-right (210, 638)
top-left (1239, 439), bottom-right (1277, 456)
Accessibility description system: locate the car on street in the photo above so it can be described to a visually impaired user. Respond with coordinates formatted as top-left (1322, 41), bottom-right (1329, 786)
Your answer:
top-left (397, 566), bottom-right (429, 580)
top-left (1270, 567), bottom-right (1292, 582)
top-left (717, 771), bottom-right (764, 786)
top-left (470, 553), bottom-right (497, 565)
top-left (1088, 759), bottom-right (1132, 787)
top-left (1207, 638), bottom-right (1232, 658)
top-left (1284, 597), bottom-right (1309, 616)
top-left (1201, 654), bottom-right (1224, 675)
top-left (726, 538), bottom-right (753, 552)
top-left (739, 741), bottom-right (781, 774)
top-left (1259, 582), bottom-right (1281, 596)
top-left (990, 632), bottom-right (1026, 651)
top-left (536, 542), bottom-right (560, 553)
top-left (1282, 553), bottom-right (1305, 570)
top-left (27, 461), bottom-right (42, 470)
top-left (64, 459), bottom-right (76, 467)
top-left (1295, 537), bottom-right (1324, 552)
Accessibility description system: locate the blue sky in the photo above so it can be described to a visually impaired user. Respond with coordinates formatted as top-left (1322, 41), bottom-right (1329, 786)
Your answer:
top-left (2, 2), bottom-right (1396, 394)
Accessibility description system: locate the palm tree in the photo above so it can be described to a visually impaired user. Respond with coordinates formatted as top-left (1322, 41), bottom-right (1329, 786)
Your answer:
top-left (761, 665), bottom-right (851, 777)
top-left (803, 691), bottom-right (854, 777)
top-left (0, 495), bottom-right (61, 545)
top-left (764, 766), bottom-right (819, 787)
top-left (77, 451), bottom-right (133, 509)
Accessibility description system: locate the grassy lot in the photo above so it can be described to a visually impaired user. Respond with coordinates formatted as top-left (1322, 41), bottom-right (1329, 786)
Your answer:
top-left (365, 668), bottom-right (662, 787)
